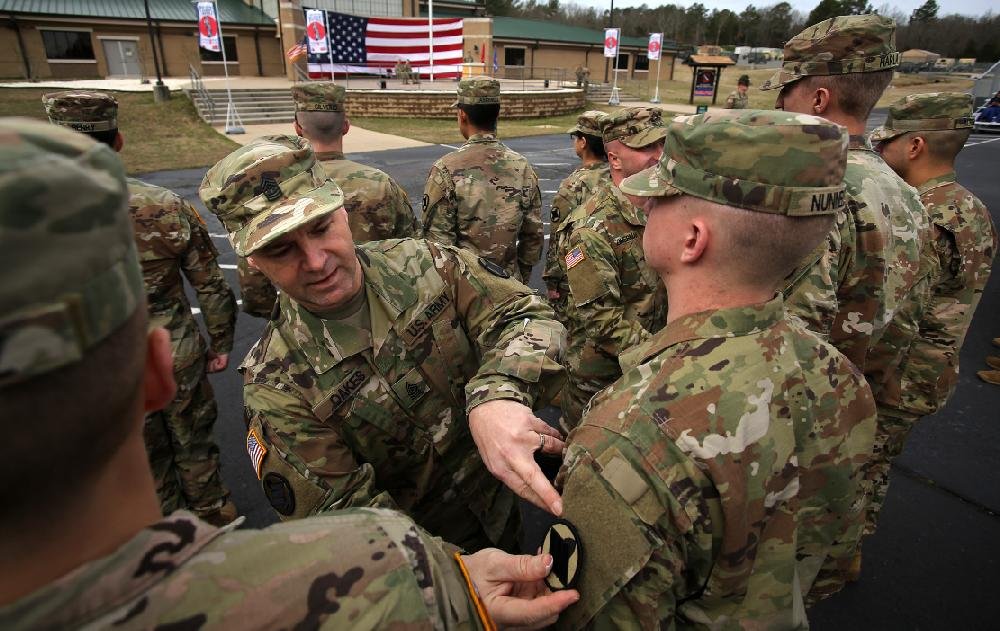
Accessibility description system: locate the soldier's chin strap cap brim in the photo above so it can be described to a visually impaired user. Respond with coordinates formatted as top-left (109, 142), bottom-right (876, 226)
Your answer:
top-left (234, 179), bottom-right (345, 256)
top-left (868, 125), bottom-right (903, 143)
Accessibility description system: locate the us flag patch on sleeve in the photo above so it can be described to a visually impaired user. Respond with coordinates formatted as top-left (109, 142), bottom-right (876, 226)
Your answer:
top-left (247, 427), bottom-right (268, 480)
top-left (565, 246), bottom-right (586, 269)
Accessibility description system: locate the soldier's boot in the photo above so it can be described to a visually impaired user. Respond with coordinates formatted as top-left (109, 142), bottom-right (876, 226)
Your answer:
top-left (986, 356), bottom-right (1000, 370)
top-left (978, 370), bottom-right (1000, 385)
top-left (200, 499), bottom-right (239, 527)
top-left (846, 552), bottom-right (863, 582)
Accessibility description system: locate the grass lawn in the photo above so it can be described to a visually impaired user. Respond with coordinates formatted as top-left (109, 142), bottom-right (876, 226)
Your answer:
top-left (0, 88), bottom-right (239, 175)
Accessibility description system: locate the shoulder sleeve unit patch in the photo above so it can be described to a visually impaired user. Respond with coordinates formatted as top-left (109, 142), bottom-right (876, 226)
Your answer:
top-left (542, 518), bottom-right (583, 590)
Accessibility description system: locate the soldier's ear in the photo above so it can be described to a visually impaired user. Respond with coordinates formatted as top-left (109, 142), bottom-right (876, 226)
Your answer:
top-left (812, 87), bottom-right (831, 116)
top-left (246, 255), bottom-right (260, 271)
top-left (908, 135), bottom-right (927, 160)
top-left (113, 131), bottom-right (124, 152)
top-left (342, 117), bottom-right (351, 136)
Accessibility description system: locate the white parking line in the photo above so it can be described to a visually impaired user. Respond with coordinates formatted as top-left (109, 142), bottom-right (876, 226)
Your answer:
top-left (219, 264), bottom-right (237, 269)
top-left (543, 190), bottom-right (559, 193)
top-left (209, 233), bottom-right (229, 239)
top-left (966, 137), bottom-right (1000, 147)
top-left (534, 162), bottom-right (570, 166)
top-left (439, 144), bottom-right (461, 150)
top-left (191, 298), bottom-right (242, 315)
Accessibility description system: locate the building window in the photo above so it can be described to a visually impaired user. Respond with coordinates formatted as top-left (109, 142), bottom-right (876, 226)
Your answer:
top-left (634, 54), bottom-right (649, 71)
top-left (199, 35), bottom-right (239, 62)
top-left (42, 30), bottom-right (95, 61)
top-left (616, 53), bottom-right (630, 69)
top-left (504, 47), bottom-right (525, 66)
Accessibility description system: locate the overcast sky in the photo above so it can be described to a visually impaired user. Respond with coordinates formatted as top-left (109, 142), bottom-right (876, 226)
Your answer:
top-left (570, 0), bottom-right (995, 18)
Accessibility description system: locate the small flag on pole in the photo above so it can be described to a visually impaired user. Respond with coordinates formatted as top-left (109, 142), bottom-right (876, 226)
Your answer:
top-left (648, 33), bottom-right (663, 61)
top-left (286, 36), bottom-right (308, 62)
top-left (493, 48), bottom-right (499, 72)
top-left (604, 28), bottom-right (620, 58)
top-left (197, 1), bottom-right (221, 52)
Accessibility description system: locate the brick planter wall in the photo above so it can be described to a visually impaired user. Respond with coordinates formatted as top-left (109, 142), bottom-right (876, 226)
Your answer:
top-left (343, 89), bottom-right (585, 119)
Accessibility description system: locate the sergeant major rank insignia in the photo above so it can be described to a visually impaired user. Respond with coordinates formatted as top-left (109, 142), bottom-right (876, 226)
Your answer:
top-left (257, 175), bottom-right (283, 201)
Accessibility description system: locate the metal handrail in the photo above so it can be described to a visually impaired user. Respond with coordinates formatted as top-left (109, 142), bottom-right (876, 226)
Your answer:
top-left (188, 64), bottom-right (215, 123)
top-left (293, 64), bottom-right (310, 83)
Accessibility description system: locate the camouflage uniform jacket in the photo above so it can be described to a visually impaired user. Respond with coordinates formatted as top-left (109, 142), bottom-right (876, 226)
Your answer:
top-left (555, 296), bottom-right (877, 630)
top-left (127, 178), bottom-right (236, 365)
top-left (316, 150), bottom-right (421, 242)
top-left (559, 184), bottom-right (667, 425)
top-left (543, 162), bottom-right (611, 318)
top-left (0, 509), bottom-right (487, 630)
top-left (724, 90), bottom-right (749, 109)
top-left (784, 136), bottom-right (926, 373)
top-left (892, 173), bottom-right (996, 416)
top-left (422, 133), bottom-right (543, 282)
top-left (240, 239), bottom-right (565, 548)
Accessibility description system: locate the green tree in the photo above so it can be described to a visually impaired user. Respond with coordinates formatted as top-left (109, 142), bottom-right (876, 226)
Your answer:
top-left (484, 0), bottom-right (516, 16)
top-left (807, 0), bottom-right (873, 26)
top-left (911, 0), bottom-right (938, 23)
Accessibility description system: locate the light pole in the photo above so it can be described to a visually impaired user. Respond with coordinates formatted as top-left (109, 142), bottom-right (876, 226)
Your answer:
top-left (144, 0), bottom-right (170, 101)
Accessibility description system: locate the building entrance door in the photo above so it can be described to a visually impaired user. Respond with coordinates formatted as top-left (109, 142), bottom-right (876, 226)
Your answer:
top-left (102, 39), bottom-right (142, 77)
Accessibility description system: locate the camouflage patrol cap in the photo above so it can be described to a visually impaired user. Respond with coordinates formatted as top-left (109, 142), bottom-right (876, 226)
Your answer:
top-left (42, 90), bottom-right (119, 133)
top-left (760, 15), bottom-right (900, 91)
top-left (0, 118), bottom-right (142, 386)
top-left (620, 109), bottom-right (848, 217)
top-left (199, 135), bottom-right (345, 256)
top-left (567, 110), bottom-right (607, 137)
top-left (453, 77), bottom-right (501, 106)
top-left (738, 74), bottom-right (751, 86)
top-left (290, 82), bottom-right (346, 112)
top-left (602, 107), bottom-right (667, 148)
top-left (870, 92), bottom-right (974, 143)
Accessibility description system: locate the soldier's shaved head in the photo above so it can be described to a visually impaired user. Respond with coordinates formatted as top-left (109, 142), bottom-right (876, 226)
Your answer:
top-left (296, 110), bottom-right (348, 144)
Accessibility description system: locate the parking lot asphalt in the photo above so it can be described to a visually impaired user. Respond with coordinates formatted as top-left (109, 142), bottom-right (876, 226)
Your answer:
top-left (139, 112), bottom-right (1000, 629)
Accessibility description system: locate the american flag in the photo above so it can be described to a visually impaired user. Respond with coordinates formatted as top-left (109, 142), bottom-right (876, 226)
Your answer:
top-left (286, 36), bottom-right (308, 62)
top-left (565, 247), bottom-right (586, 269)
top-left (246, 428), bottom-right (268, 480)
top-left (307, 11), bottom-right (464, 79)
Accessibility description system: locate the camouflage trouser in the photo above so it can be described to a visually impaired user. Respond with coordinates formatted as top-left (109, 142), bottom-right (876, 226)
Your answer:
top-left (861, 407), bottom-right (922, 536)
top-left (237, 257), bottom-right (277, 319)
top-left (143, 354), bottom-right (228, 515)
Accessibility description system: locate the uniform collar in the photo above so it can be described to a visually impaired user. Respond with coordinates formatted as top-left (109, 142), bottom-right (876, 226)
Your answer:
top-left (465, 132), bottom-right (499, 145)
top-left (280, 248), bottom-right (420, 372)
top-left (581, 161), bottom-right (609, 172)
top-left (848, 134), bottom-right (875, 152)
top-left (621, 295), bottom-right (785, 372)
top-left (917, 171), bottom-right (957, 195)
top-left (0, 512), bottom-right (228, 630)
top-left (314, 150), bottom-right (346, 161)
top-left (611, 183), bottom-right (647, 227)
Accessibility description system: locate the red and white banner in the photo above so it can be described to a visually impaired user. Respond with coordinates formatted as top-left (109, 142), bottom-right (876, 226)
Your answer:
top-left (604, 28), bottom-right (620, 58)
top-left (305, 9), bottom-right (328, 55)
top-left (307, 13), bottom-right (464, 79)
top-left (196, 1), bottom-right (220, 53)
top-left (648, 33), bottom-right (663, 61)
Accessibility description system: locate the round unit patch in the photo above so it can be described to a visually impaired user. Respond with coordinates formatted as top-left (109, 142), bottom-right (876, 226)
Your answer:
top-left (262, 472), bottom-right (296, 516)
top-left (541, 518), bottom-right (582, 590)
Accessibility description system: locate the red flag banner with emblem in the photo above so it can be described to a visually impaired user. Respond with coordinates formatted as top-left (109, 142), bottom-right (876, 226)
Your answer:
top-left (305, 9), bottom-right (328, 54)
top-left (648, 33), bottom-right (662, 61)
top-left (307, 11), bottom-right (464, 79)
top-left (604, 28), bottom-right (620, 58)
top-left (196, 1), bottom-right (221, 52)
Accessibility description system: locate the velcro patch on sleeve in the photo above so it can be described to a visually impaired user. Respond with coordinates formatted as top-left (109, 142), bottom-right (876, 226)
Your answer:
top-left (247, 426), bottom-right (268, 480)
top-left (565, 246), bottom-right (586, 269)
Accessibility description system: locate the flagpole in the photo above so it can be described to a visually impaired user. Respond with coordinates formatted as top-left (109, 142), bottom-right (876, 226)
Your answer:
top-left (325, 10), bottom-right (334, 82)
top-left (428, 0), bottom-right (435, 82)
top-left (213, 0), bottom-right (244, 134)
top-left (651, 37), bottom-right (662, 104)
top-left (609, 28), bottom-right (620, 105)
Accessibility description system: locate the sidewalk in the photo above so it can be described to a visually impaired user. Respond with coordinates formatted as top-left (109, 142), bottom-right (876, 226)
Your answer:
top-left (217, 122), bottom-right (430, 152)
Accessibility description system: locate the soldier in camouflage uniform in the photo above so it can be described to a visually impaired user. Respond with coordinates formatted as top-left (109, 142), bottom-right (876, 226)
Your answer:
top-left (0, 118), bottom-right (579, 630)
top-left (42, 91), bottom-right (239, 524)
top-left (864, 92), bottom-right (997, 535)
top-left (557, 107), bottom-right (668, 429)
top-left (423, 77), bottom-right (543, 282)
top-left (724, 73), bottom-right (750, 109)
top-left (764, 18), bottom-right (934, 579)
top-left (552, 111), bottom-right (877, 629)
top-left (239, 82), bottom-right (420, 318)
top-left (542, 110), bottom-right (611, 322)
top-left (200, 136), bottom-right (569, 551)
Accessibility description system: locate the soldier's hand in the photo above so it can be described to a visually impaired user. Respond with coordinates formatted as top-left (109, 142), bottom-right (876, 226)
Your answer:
top-left (546, 288), bottom-right (560, 301)
top-left (462, 549), bottom-right (579, 630)
top-left (206, 351), bottom-right (229, 373)
top-left (468, 399), bottom-right (566, 516)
